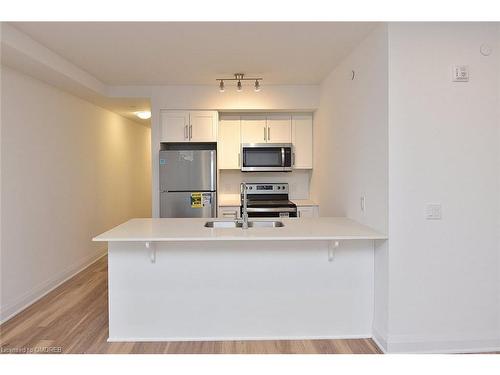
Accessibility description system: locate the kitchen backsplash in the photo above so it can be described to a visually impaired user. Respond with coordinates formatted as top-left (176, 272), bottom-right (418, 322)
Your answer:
top-left (218, 170), bottom-right (311, 199)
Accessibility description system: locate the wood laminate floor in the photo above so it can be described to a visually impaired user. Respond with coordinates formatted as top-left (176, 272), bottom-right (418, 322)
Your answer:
top-left (0, 256), bottom-right (382, 354)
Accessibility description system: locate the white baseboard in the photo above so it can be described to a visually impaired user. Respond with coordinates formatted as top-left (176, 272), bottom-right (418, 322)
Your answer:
top-left (371, 328), bottom-right (388, 353)
top-left (385, 337), bottom-right (500, 354)
top-left (108, 333), bottom-right (373, 343)
top-left (372, 326), bottom-right (500, 354)
top-left (0, 249), bottom-right (107, 324)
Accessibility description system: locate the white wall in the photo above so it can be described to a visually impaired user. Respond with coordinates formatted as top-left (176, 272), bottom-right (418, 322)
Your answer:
top-left (151, 85), bottom-right (320, 217)
top-left (386, 22), bottom-right (500, 353)
top-left (311, 25), bottom-right (390, 346)
top-left (0, 66), bottom-right (152, 322)
top-left (311, 26), bottom-right (388, 233)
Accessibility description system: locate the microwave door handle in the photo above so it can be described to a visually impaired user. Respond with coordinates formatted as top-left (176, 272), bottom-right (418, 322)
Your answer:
top-left (281, 148), bottom-right (285, 167)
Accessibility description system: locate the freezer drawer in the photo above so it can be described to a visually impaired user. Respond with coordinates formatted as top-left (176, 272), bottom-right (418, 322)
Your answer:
top-left (159, 150), bottom-right (216, 192)
top-left (160, 192), bottom-right (216, 218)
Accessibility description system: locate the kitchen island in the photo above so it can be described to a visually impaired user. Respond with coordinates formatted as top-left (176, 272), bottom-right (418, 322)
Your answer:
top-left (94, 217), bottom-right (386, 342)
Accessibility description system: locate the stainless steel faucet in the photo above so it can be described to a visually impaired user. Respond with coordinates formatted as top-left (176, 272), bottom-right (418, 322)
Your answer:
top-left (240, 183), bottom-right (249, 229)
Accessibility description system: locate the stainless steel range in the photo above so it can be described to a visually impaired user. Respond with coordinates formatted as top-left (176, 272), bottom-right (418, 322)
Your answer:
top-left (240, 183), bottom-right (297, 218)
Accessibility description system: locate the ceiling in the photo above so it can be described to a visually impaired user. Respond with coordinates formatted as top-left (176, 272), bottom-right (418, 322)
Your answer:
top-left (10, 22), bottom-right (378, 85)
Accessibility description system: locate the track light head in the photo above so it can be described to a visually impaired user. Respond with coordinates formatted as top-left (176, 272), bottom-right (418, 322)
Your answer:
top-left (219, 80), bottom-right (225, 92)
top-left (237, 80), bottom-right (242, 92)
top-left (254, 80), bottom-right (261, 92)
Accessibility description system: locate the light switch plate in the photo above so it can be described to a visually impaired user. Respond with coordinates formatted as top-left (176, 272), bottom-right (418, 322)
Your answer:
top-left (425, 204), bottom-right (442, 220)
top-left (452, 65), bottom-right (469, 82)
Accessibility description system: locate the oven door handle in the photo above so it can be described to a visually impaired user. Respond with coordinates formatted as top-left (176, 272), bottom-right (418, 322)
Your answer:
top-left (246, 207), bottom-right (297, 213)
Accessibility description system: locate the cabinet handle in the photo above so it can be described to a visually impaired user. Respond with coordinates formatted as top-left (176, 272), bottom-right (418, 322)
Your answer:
top-left (268, 127), bottom-right (270, 141)
top-left (263, 126), bottom-right (267, 141)
top-left (298, 210), bottom-right (301, 218)
top-left (238, 153), bottom-right (241, 167)
top-left (189, 124), bottom-right (192, 140)
top-left (292, 152), bottom-right (296, 166)
top-left (184, 125), bottom-right (188, 139)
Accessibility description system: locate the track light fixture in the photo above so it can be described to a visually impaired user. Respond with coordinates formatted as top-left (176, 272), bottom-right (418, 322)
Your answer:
top-left (216, 73), bottom-right (262, 92)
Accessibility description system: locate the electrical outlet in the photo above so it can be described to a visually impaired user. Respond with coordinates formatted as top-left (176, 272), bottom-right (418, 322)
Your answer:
top-left (360, 196), bottom-right (366, 213)
top-left (425, 204), bottom-right (442, 220)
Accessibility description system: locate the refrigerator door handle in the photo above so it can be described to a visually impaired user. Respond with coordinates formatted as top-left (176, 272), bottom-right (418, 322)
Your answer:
top-left (210, 151), bottom-right (216, 190)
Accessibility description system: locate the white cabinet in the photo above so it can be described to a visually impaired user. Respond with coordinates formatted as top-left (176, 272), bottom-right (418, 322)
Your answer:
top-left (160, 110), bottom-right (217, 142)
top-left (266, 114), bottom-right (292, 143)
top-left (218, 206), bottom-right (241, 219)
top-left (297, 205), bottom-right (319, 218)
top-left (218, 115), bottom-right (241, 169)
top-left (190, 111), bottom-right (218, 142)
top-left (292, 114), bottom-right (313, 169)
top-left (241, 114), bottom-right (291, 144)
top-left (160, 111), bottom-right (190, 142)
top-left (241, 115), bottom-right (267, 144)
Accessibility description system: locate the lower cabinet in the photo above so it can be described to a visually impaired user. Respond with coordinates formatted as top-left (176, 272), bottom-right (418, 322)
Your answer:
top-left (218, 206), bottom-right (241, 219)
top-left (297, 206), bottom-right (319, 218)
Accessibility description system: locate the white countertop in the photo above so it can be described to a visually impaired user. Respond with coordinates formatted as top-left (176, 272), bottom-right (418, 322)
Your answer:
top-left (93, 217), bottom-right (387, 242)
top-left (218, 194), bottom-right (318, 207)
top-left (292, 199), bottom-right (318, 206)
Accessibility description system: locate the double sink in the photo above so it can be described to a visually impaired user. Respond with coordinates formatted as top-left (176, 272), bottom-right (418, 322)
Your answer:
top-left (204, 220), bottom-right (284, 229)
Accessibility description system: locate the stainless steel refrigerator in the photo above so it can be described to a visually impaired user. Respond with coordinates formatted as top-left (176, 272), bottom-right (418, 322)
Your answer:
top-left (159, 148), bottom-right (217, 218)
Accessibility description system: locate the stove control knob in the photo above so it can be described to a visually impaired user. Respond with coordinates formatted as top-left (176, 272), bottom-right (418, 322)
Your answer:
top-left (277, 186), bottom-right (281, 190)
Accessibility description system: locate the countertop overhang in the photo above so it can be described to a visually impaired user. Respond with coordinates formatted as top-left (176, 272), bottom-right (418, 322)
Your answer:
top-left (93, 217), bottom-right (387, 242)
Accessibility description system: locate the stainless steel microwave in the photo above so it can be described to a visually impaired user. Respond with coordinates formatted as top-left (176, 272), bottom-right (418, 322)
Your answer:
top-left (241, 143), bottom-right (293, 172)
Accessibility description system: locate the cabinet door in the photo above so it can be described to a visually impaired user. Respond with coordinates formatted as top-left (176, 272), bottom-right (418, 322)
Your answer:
top-left (160, 111), bottom-right (190, 142)
top-left (218, 206), bottom-right (241, 219)
top-left (189, 111), bottom-right (217, 142)
top-left (292, 114), bottom-right (313, 169)
top-left (218, 115), bottom-right (241, 169)
top-left (297, 206), bottom-right (316, 218)
top-left (266, 114), bottom-right (291, 143)
top-left (241, 115), bottom-right (267, 144)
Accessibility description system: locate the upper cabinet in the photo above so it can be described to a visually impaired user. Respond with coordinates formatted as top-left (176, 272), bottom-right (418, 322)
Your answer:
top-left (240, 114), bottom-right (291, 144)
top-left (291, 114), bottom-right (313, 169)
top-left (160, 110), bottom-right (217, 143)
top-left (266, 114), bottom-right (292, 143)
top-left (189, 111), bottom-right (218, 142)
top-left (240, 115), bottom-right (267, 144)
top-left (160, 111), bottom-right (190, 142)
top-left (218, 115), bottom-right (241, 170)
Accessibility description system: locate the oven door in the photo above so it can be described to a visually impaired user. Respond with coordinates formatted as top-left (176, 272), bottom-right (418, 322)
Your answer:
top-left (241, 144), bottom-right (292, 172)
